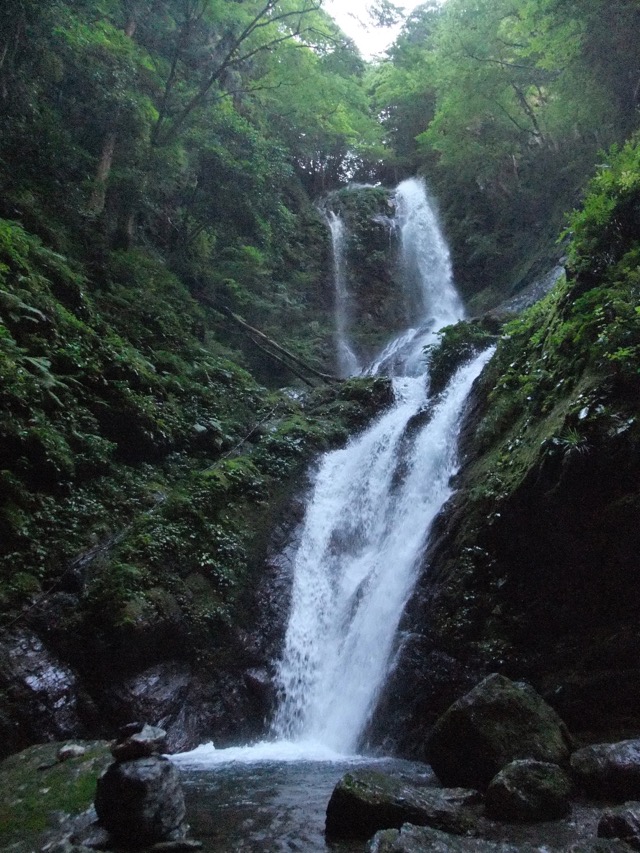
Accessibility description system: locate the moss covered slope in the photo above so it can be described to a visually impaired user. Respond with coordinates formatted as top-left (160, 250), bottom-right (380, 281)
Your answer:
top-left (0, 212), bottom-right (395, 756)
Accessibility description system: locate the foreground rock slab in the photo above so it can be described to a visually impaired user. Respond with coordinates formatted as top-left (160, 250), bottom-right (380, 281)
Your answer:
top-left (486, 759), bottom-right (572, 822)
top-left (366, 824), bottom-right (635, 853)
top-left (325, 770), bottom-right (477, 840)
top-left (427, 674), bottom-right (573, 789)
top-left (572, 741), bottom-right (640, 800)
top-left (598, 803), bottom-right (640, 849)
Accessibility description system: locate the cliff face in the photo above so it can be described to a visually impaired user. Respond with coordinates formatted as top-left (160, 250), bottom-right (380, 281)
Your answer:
top-left (0, 211), bottom-right (398, 757)
top-left (324, 186), bottom-right (404, 363)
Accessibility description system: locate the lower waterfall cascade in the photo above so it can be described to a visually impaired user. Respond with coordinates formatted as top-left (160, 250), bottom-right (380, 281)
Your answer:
top-left (173, 178), bottom-right (494, 767)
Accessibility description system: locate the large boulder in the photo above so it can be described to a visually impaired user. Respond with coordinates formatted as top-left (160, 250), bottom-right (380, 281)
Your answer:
top-left (598, 804), bottom-right (640, 849)
top-left (485, 759), bottom-right (572, 822)
top-left (366, 824), bottom-right (634, 852)
top-left (426, 674), bottom-right (573, 789)
top-left (571, 741), bottom-right (640, 800)
top-left (325, 770), bottom-right (477, 840)
top-left (95, 756), bottom-right (186, 845)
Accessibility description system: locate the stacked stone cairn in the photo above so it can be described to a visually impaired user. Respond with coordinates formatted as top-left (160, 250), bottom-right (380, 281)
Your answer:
top-left (94, 722), bottom-right (200, 850)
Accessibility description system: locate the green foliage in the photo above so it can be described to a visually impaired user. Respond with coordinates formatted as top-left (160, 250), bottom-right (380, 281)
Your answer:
top-left (466, 137), bottom-right (640, 503)
top-left (79, 375), bottom-right (392, 647)
top-left (426, 321), bottom-right (497, 395)
top-left (565, 137), bottom-right (640, 280)
top-left (0, 216), bottom-right (268, 597)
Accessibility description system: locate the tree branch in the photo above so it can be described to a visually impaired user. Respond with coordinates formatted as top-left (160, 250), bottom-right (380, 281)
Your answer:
top-left (152, 0), bottom-right (321, 146)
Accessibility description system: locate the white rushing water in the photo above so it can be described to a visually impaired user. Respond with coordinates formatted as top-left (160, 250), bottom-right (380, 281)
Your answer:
top-left (327, 211), bottom-right (360, 378)
top-left (173, 178), bottom-right (493, 768)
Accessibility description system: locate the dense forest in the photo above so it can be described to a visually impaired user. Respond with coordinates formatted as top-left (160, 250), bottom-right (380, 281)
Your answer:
top-left (1, 0), bottom-right (640, 831)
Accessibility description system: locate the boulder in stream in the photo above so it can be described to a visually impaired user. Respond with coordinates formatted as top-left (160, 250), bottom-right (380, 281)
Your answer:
top-left (571, 741), bottom-right (640, 800)
top-left (426, 674), bottom-right (573, 789)
top-left (485, 759), bottom-right (572, 822)
top-left (325, 769), bottom-right (477, 840)
top-left (111, 722), bottom-right (168, 761)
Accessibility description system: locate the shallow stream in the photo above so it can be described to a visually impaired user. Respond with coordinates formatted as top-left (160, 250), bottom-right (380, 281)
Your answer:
top-left (178, 755), bottom-right (427, 852)
top-left (175, 752), bottom-right (605, 852)
top-left (182, 759), bottom-right (602, 853)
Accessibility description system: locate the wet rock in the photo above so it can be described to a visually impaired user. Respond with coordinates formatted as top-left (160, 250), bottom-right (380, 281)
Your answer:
top-left (100, 652), bottom-right (278, 754)
top-left (367, 825), bottom-right (635, 853)
top-left (105, 662), bottom-right (199, 753)
top-left (110, 723), bottom-right (167, 761)
top-left (426, 674), bottom-right (573, 789)
top-left (567, 844), bottom-right (636, 852)
top-left (598, 804), bottom-right (640, 849)
top-left (119, 721), bottom-right (146, 738)
top-left (68, 819), bottom-right (111, 850)
top-left (95, 756), bottom-right (186, 846)
top-left (325, 769), bottom-right (477, 840)
top-left (0, 630), bottom-right (85, 757)
top-left (571, 741), bottom-right (640, 800)
top-left (244, 667), bottom-right (272, 701)
top-left (368, 641), bottom-right (485, 758)
top-left (485, 759), bottom-right (572, 822)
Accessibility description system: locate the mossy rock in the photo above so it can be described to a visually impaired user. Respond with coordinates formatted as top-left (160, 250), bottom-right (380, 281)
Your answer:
top-left (485, 760), bottom-right (572, 822)
top-left (0, 740), bottom-right (111, 849)
top-left (426, 674), bottom-right (573, 790)
top-left (326, 769), bottom-right (477, 840)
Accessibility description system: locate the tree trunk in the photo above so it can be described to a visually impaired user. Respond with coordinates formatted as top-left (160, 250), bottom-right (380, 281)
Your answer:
top-left (112, 206), bottom-right (136, 251)
top-left (88, 129), bottom-right (117, 216)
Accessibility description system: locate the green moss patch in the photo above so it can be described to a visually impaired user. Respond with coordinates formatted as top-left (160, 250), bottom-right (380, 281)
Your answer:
top-left (0, 740), bottom-right (111, 849)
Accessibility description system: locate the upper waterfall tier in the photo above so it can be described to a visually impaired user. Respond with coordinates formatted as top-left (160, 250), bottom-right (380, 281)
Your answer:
top-left (324, 178), bottom-right (463, 378)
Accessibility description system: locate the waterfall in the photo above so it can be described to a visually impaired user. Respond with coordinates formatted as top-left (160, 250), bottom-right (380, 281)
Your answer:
top-left (270, 178), bottom-right (488, 753)
top-left (270, 352), bottom-right (492, 752)
top-left (327, 210), bottom-right (360, 378)
top-left (174, 179), bottom-right (494, 765)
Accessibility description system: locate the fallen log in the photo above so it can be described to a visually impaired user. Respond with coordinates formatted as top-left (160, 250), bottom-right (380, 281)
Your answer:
top-left (200, 297), bottom-right (338, 385)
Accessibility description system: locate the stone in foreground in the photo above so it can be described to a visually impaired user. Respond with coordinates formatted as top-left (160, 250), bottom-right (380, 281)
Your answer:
top-left (426, 674), bottom-right (573, 789)
top-left (485, 759), bottom-right (572, 822)
top-left (95, 756), bottom-right (186, 846)
top-left (325, 770), bottom-right (476, 840)
top-left (110, 723), bottom-right (168, 761)
top-left (598, 803), bottom-right (640, 849)
top-left (366, 824), bottom-right (635, 852)
top-left (572, 741), bottom-right (640, 800)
